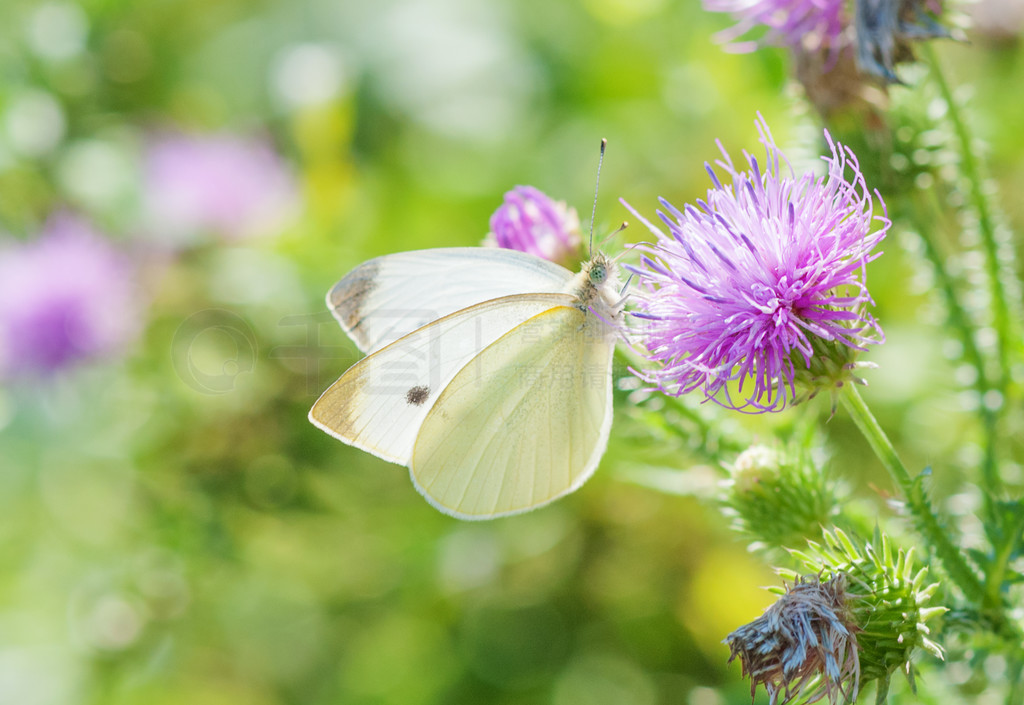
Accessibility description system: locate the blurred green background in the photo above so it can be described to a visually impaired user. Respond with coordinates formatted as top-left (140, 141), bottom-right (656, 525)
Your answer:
top-left (0, 0), bottom-right (1022, 703)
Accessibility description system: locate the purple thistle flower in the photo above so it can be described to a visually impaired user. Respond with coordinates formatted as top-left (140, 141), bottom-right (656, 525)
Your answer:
top-left (484, 186), bottom-right (582, 265)
top-left (704, 0), bottom-right (847, 54)
top-left (142, 132), bottom-right (298, 244)
top-left (0, 215), bottom-right (142, 378)
top-left (624, 116), bottom-right (888, 413)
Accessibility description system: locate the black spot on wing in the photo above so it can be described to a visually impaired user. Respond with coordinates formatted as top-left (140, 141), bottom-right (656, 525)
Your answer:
top-left (328, 261), bottom-right (380, 336)
top-left (406, 385), bottom-right (430, 406)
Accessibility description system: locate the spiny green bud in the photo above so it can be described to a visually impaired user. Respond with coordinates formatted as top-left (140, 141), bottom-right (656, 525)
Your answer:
top-left (725, 529), bottom-right (946, 705)
top-left (785, 528), bottom-right (947, 698)
top-left (723, 444), bottom-right (836, 552)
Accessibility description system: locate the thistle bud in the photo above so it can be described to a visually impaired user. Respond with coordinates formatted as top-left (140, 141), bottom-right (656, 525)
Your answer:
top-left (725, 573), bottom-right (860, 705)
top-left (723, 444), bottom-right (836, 552)
top-left (726, 529), bottom-right (945, 704)
top-left (787, 528), bottom-right (947, 696)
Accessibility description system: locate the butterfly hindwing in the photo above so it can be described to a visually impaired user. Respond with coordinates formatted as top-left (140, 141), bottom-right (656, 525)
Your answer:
top-left (410, 305), bottom-right (616, 519)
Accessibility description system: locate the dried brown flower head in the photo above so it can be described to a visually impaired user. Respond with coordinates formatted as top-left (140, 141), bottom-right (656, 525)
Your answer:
top-left (794, 43), bottom-right (889, 123)
top-left (724, 574), bottom-right (860, 705)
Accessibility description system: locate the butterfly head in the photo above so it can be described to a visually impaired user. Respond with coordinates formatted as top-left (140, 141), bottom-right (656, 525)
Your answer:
top-left (571, 250), bottom-right (622, 322)
top-left (581, 251), bottom-right (614, 290)
top-left (588, 259), bottom-right (608, 286)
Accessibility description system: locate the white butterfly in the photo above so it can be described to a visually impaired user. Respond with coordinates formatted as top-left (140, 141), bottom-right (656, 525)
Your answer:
top-left (309, 246), bottom-right (625, 520)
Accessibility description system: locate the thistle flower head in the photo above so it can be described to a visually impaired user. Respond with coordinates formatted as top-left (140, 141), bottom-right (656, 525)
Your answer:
top-left (786, 528), bottom-right (948, 693)
top-left (725, 573), bottom-right (860, 705)
top-left (484, 186), bottom-right (582, 266)
top-left (704, 0), bottom-right (847, 55)
top-left (727, 529), bottom-right (946, 705)
top-left (625, 115), bottom-right (888, 413)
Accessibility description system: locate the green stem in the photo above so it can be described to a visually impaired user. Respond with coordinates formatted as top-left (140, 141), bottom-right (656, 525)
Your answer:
top-left (908, 191), bottom-right (1002, 499)
top-left (986, 508), bottom-right (1024, 613)
top-left (839, 385), bottom-right (986, 605)
top-left (1007, 658), bottom-right (1024, 705)
top-left (922, 43), bottom-right (1013, 398)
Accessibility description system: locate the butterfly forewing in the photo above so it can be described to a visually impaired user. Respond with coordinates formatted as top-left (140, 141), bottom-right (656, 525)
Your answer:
top-left (410, 305), bottom-right (615, 519)
top-left (309, 294), bottom-right (576, 465)
top-left (328, 248), bottom-right (574, 353)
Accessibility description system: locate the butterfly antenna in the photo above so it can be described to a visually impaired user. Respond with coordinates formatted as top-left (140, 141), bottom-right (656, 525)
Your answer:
top-left (588, 138), bottom-right (607, 254)
top-left (599, 220), bottom-right (628, 250)
top-left (612, 240), bottom-right (642, 263)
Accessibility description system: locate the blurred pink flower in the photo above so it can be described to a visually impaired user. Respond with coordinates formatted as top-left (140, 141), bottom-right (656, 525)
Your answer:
top-left (0, 215), bottom-right (142, 378)
top-left (143, 132), bottom-right (298, 243)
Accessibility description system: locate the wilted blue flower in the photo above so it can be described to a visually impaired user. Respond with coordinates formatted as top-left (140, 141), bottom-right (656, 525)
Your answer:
top-left (625, 116), bottom-right (888, 413)
top-left (484, 186), bottom-right (582, 265)
top-left (704, 0), bottom-right (847, 54)
top-left (0, 215), bottom-right (142, 377)
top-left (142, 132), bottom-right (298, 244)
top-left (705, 0), bottom-right (949, 82)
top-left (783, 529), bottom-right (947, 695)
top-left (855, 0), bottom-right (950, 83)
top-left (725, 574), bottom-right (860, 705)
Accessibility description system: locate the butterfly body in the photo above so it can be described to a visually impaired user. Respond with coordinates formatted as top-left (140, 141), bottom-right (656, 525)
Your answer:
top-left (310, 247), bottom-right (622, 519)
